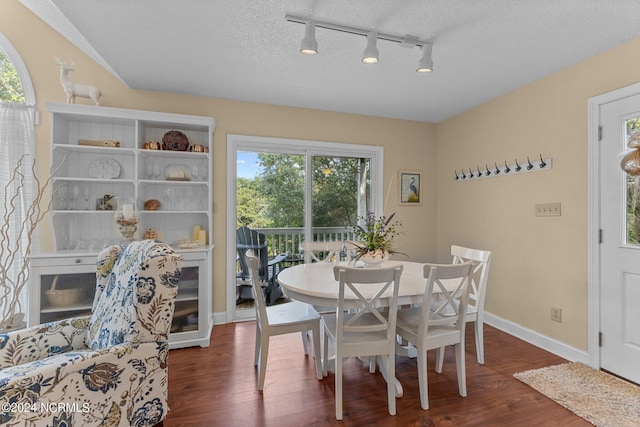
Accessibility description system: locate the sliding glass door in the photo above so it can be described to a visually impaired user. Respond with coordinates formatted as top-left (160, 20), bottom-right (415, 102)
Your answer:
top-left (227, 135), bottom-right (383, 320)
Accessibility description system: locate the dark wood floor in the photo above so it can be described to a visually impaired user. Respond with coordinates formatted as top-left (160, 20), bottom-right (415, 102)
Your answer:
top-left (165, 322), bottom-right (591, 426)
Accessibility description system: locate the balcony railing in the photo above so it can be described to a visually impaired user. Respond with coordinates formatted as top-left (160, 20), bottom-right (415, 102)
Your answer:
top-left (235, 226), bottom-right (356, 305)
top-left (253, 226), bottom-right (356, 259)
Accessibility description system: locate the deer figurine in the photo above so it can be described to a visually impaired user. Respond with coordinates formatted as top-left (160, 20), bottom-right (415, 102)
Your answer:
top-left (56, 57), bottom-right (101, 106)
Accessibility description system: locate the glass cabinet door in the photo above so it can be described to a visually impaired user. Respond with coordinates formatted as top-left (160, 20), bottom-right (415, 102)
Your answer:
top-left (171, 265), bottom-right (200, 333)
top-left (38, 270), bottom-right (96, 323)
top-left (168, 249), bottom-right (211, 348)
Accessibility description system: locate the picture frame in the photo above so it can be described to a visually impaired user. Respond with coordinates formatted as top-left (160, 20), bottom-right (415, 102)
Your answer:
top-left (399, 170), bottom-right (422, 205)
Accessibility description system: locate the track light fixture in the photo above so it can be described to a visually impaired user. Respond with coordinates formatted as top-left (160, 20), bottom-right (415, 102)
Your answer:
top-left (300, 20), bottom-right (318, 55)
top-left (362, 31), bottom-right (379, 64)
top-left (286, 14), bottom-right (433, 73)
top-left (416, 43), bottom-right (433, 73)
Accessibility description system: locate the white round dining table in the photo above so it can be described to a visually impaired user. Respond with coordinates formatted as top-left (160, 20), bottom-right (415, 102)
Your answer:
top-left (277, 260), bottom-right (430, 309)
top-left (277, 260), bottom-right (433, 398)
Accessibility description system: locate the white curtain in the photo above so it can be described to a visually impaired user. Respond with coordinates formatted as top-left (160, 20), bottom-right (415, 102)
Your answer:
top-left (0, 102), bottom-right (36, 329)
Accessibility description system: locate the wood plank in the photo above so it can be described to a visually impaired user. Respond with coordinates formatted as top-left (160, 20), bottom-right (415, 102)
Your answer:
top-left (166, 323), bottom-right (591, 426)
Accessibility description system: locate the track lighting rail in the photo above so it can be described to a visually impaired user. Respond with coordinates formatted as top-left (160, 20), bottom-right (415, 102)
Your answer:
top-left (286, 13), bottom-right (434, 72)
top-left (285, 14), bottom-right (429, 48)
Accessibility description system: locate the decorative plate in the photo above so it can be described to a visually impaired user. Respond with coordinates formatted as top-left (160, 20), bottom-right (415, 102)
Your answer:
top-left (162, 130), bottom-right (189, 151)
top-left (88, 158), bottom-right (121, 179)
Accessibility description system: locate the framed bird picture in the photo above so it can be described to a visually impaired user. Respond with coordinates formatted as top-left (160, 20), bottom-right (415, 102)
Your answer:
top-left (399, 170), bottom-right (422, 206)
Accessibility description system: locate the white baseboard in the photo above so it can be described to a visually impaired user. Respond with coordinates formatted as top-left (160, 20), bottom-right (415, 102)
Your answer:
top-left (212, 311), bottom-right (227, 325)
top-left (485, 312), bottom-right (589, 364)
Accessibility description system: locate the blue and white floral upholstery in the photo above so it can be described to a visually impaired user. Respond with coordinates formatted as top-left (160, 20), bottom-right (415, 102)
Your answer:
top-left (0, 240), bottom-right (182, 427)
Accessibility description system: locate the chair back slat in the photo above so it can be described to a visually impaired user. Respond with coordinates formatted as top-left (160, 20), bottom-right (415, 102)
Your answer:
top-left (451, 245), bottom-right (492, 312)
top-left (333, 264), bottom-right (403, 342)
top-left (301, 240), bottom-right (343, 263)
top-left (342, 281), bottom-right (389, 331)
top-left (420, 262), bottom-right (474, 333)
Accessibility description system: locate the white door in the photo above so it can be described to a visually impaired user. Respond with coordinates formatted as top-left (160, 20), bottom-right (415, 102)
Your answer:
top-left (600, 95), bottom-right (640, 383)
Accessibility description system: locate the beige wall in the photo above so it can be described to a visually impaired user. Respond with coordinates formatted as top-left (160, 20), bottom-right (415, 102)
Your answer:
top-left (437, 37), bottom-right (640, 350)
top-left (2, 1), bottom-right (438, 315)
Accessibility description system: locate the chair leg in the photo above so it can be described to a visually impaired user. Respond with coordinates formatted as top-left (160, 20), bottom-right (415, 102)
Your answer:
top-left (417, 348), bottom-right (429, 410)
top-left (387, 353), bottom-right (396, 415)
top-left (254, 325), bottom-right (262, 366)
top-left (435, 346), bottom-right (445, 373)
top-left (301, 330), bottom-right (310, 356)
top-left (335, 355), bottom-right (343, 420)
top-left (455, 342), bottom-right (467, 397)
top-left (475, 320), bottom-right (484, 364)
top-left (257, 335), bottom-right (269, 391)
top-left (311, 325), bottom-right (323, 380)
top-left (322, 328), bottom-right (329, 377)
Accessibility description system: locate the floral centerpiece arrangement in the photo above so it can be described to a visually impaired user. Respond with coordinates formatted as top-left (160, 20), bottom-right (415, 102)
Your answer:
top-left (348, 212), bottom-right (404, 266)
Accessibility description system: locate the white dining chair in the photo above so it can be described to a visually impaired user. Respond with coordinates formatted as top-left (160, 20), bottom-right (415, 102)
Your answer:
top-left (246, 253), bottom-right (323, 391)
top-left (394, 261), bottom-right (473, 410)
top-left (435, 245), bottom-right (492, 369)
top-left (300, 240), bottom-right (346, 263)
top-left (322, 264), bottom-right (403, 420)
top-left (299, 240), bottom-right (345, 353)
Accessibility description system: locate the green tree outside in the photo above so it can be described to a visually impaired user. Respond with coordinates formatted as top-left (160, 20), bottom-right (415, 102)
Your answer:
top-left (0, 50), bottom-right (24, 103)
top-left (237, 177), bottom-right (269, 227)
top-left (311, 156), bottom-right (367, 228)
top-left (258, 153), bottom-right (305, 228)
top-left (236, 153), bottom-right (368, 231)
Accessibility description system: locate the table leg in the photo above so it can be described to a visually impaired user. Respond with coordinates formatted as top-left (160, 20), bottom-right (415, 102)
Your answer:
top-left (374, 355), bottom-right (404, 398)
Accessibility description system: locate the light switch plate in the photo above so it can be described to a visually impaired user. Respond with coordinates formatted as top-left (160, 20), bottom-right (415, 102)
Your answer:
top-left (535, 202), bottom-right (561, 217)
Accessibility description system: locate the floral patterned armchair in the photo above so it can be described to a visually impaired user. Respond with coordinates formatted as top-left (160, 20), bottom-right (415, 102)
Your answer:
top-left (0, 240), bottom-right (182, 427)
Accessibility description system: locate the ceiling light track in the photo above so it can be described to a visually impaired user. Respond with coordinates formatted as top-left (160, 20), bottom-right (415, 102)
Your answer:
top-left (286, 14), bottom-right (427, 46)
top-left (286, 13), bottom-right (434, 72)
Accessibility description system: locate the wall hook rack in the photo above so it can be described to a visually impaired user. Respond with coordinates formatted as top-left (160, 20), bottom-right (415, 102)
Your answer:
top-left (454, 154), bottom-right (552, 182)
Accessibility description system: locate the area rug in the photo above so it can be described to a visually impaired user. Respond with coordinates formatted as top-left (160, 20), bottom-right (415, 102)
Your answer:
top-left (514, 362), bottom-right (640, 427)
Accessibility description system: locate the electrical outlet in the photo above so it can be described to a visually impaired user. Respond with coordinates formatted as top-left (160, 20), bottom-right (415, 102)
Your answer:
top-left (551, 307), bottom-right (562, 323)
top-left (536, 202), bottom-right (561, 217)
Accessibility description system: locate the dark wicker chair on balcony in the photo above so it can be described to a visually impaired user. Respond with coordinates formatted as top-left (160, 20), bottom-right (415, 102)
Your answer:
top-left (236, 226), bottom-right (288, 305)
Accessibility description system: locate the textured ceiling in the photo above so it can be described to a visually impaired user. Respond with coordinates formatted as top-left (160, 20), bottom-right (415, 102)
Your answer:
top-left (19, 0), bottom-right (640, 122)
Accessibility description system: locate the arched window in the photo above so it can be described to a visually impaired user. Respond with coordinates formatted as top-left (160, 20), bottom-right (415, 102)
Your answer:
top-left (0, 33), bottom-right (36, 107)
top-left (0, 32), bottom-right (39, 331)
top-left (0, 50), bottom-right (25, 103)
